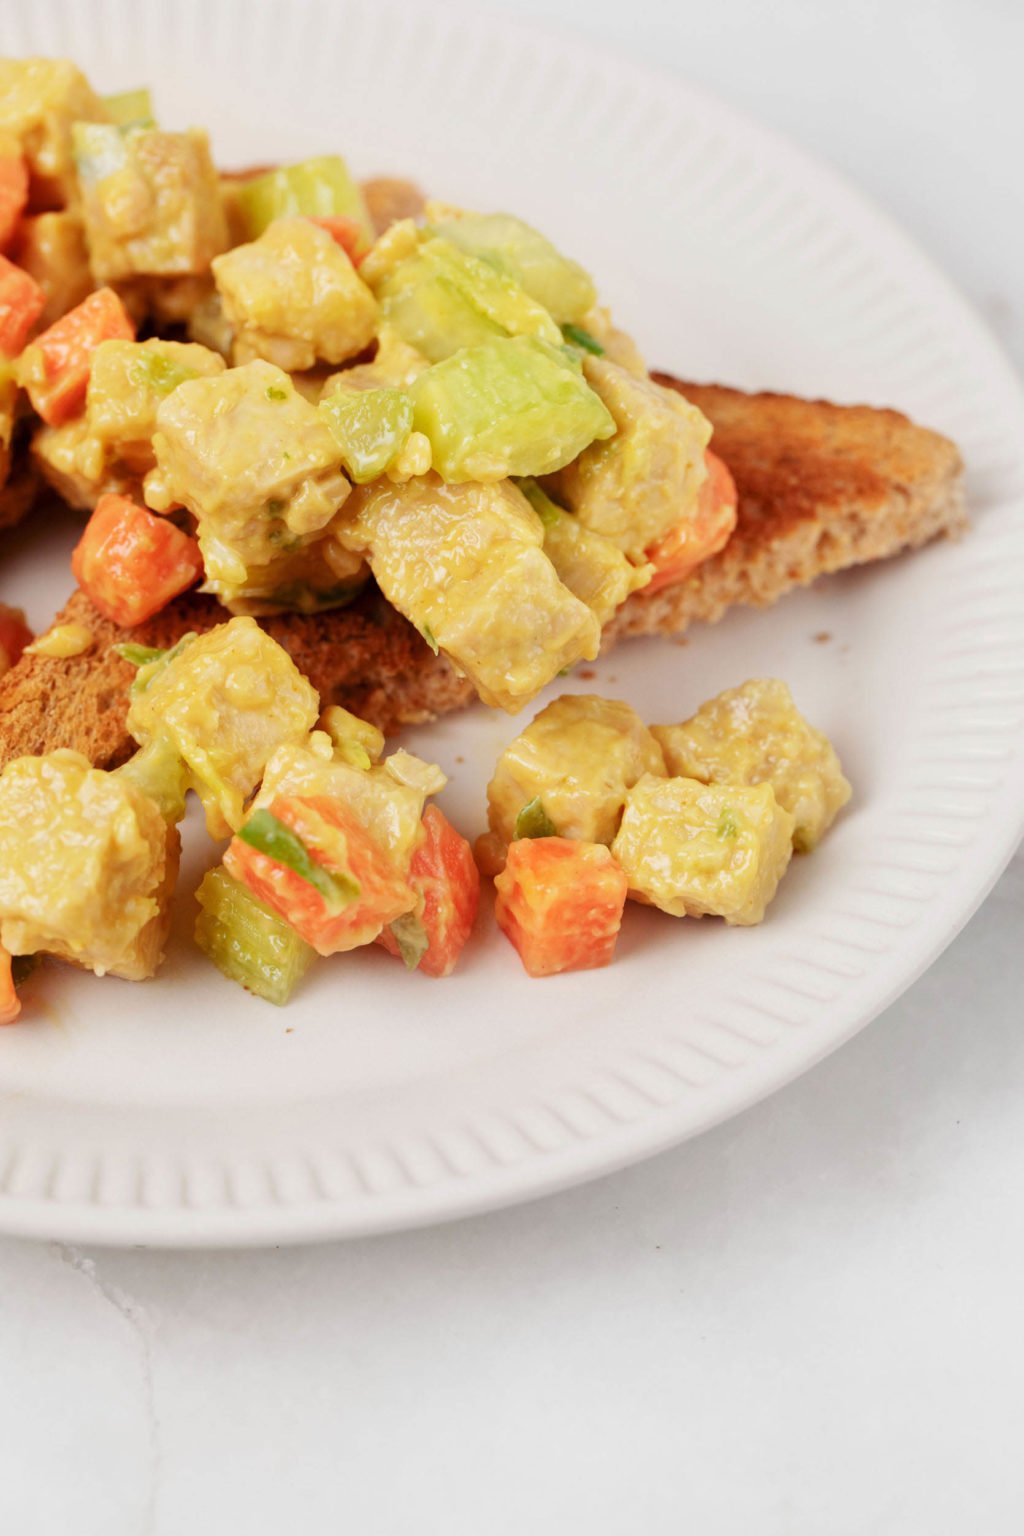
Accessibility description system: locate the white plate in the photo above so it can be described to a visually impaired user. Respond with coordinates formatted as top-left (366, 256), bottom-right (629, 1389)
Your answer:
top-left (1, 0), bottom-right (1022, 1247)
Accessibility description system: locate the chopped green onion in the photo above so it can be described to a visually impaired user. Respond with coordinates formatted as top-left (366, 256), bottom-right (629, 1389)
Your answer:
top-left (116, 642), bottom-right (166, 668)
top-left (561, 323), bottom-right (604, 356)
top-left (515, 476), bottom-right (563, 529)
top-left (238, 809), bottom-right (359, 913)
top-left (195, 868), bottom-right (315, 1006)
top-left (513, 797), bottom-right (557, 840)
top-left (717, 809), bottom-right (740, 839)
top-left (387, 911), bottom-right (429, 971)
top-left (420, 623), bottom-right (439, 655)
top-left (129, 633), bottom-right (198, 696)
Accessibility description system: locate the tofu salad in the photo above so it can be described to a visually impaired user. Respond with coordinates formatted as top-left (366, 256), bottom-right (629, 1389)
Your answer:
top-left (0, 58), bottom-right (850, 1019)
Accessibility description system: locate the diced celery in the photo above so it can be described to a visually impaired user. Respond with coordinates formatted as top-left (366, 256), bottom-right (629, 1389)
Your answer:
top-left (234, 156), bottom-right (373, 244)
top-left (374, 236), bottom-right (562, 364)
top-left (410, 336), bottom-right (616, 481)
top-left (319, 386), bottom-right (412, 483)
top-left (103, 88), bottom-right (156, 130)
top-left (195, 867), bottom-right (315, 1006)
top-left (561, 322), bottom-right (604, 356)
top-left (115, 735), bottom-right (189, 824)
top-left (432, 212), bottom-right (597, 325)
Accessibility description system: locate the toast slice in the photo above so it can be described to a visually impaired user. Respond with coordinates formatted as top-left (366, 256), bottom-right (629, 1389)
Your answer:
top-left (0, 377), bottom-right (966, 771)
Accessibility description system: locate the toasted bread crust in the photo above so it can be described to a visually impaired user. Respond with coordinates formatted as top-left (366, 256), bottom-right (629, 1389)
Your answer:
top-left (0, 378), bottom-right (966, 771)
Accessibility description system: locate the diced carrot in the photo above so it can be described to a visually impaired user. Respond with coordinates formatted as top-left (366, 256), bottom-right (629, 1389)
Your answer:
top-left (0, 254), bottom-right (45, 358)
top-left (18, 286), bottom-right (134, 425)
top-left (644, 449), bottom-right (738, 594)
top-left (225, 795), bottom-right (416, 956)
top-left (378, 805), bottom-right (480, 977)
top-left (0, 943), bottom-right (21, 1026)
top-left (494, 837), bottom-right (628, 978)
top-left (0, 154), bottom-right (28, 251)
top-left (308, 215), bottom-right (369, 266)
top-left (0, 604), bottom-right (33, 674)
top-left (71, 494), bottom-right (203, 627)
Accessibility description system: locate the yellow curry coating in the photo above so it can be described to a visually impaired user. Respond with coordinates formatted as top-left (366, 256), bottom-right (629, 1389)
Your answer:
top-left (551, 356), bottom-right (711, 561)
top-left (488, 694), bottom-right (666, 848)
top-left (212, 217), bottom-right (379, 372)
top-left (146, 360), bottom-right (355, 609)
top-left (73, 124), bottom-right (228, 280)
top-left (652, 679), bottom-right (851, 852)
top-left (0, 57), bottom-right (109, 208)
top-left (127, 618), bottom-right (320, 836)
top-left (0, 750), bottom-right (177, 979)
top-left (254, 732), bottom-right (445, 871)
top-left (340, 474), bottom-right (601, 712)
top-left (611, 774), bottom-right (795, 925)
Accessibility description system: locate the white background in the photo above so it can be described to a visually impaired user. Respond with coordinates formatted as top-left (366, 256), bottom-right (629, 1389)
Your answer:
top-left (2, 0), bottom-right (1023, 1531)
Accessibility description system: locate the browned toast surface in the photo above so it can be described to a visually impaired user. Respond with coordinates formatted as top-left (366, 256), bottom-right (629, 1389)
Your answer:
top-left (0, 378), bottom-right (966, 771)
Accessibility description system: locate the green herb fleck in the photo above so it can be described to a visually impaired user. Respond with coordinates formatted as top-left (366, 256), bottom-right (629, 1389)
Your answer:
top-left (513, 797), bottom-right (557, 840)
top-left (238, 809), bottom-right (360, 913)
top-left (420, 623), bottom-right (439, 655)
top-left (116, 642), bottom-right (166, 668)
top-left (717, 809), bottom-right (740, 839)
top-left (266, 385), bottom-right (288, 401)
top-left (129, 633), bottom-right (197, 695)
top-left (516, 477), bottom-right (563, 529)
top-left (561, 322), bottom-right (604, 356)
top-left (388, 911), bottom-right (429, 971)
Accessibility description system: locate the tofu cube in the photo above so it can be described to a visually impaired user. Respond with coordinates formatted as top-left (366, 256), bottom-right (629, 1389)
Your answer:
top-left (86, 337), bottom-right (225, 473)
top-left (126, 618), bottom-right (320, 836)
top-left (146, 360), bottom-right (351, 608)
top-left (487, 693), bottom-right (665, 849)
top-left (212, 218), bottom-right (378, 372)
top-left (0, 58), bottom-right (108, 209)
top-left (652, 679), bottom-right (851, 852)
top-left (611, 773), bottom-right (795, 925)
top-left (0, 750), bottom-right (177, 979)
top-left (74, 124), bottom-right (228, 280)
top-left (342, 474), bottom-right (600, 712)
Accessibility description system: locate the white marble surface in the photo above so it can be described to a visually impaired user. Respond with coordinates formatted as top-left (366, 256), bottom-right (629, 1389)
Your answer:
top-left (2, 1), bottom-right (1023, 1531)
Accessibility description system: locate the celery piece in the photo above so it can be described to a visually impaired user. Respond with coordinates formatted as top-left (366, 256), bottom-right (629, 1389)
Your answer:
top-left (410, 336), bottom-right (615, 482)
top-left (103, 88), bottom-right (156, 130)
top-left (433, 212), bottom-right (596, 325)
top-left (387, 911), bottom-right (429, 971)
top-left (195, 867), bottom-right (315, 1006)
top-left (319, 387), bottom-right (412, 484)
top-left (237, 809), bottom-right (359, 912)
top-left (234, 156), bottom-right (373, 245)
top-left (115, 736), bottom-right (189, 824)
top-left (513, 797), bottom-right (557, 840)
top-left (376, 237), bottom-right (562, 365)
